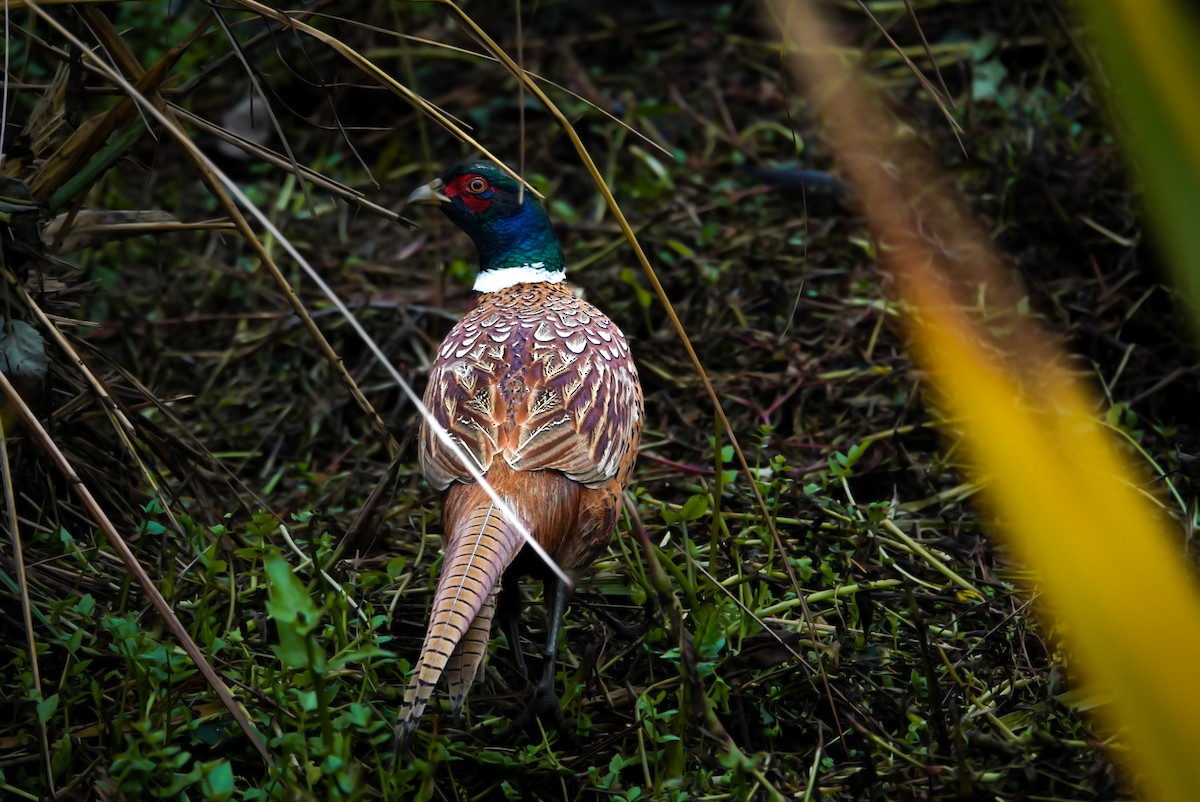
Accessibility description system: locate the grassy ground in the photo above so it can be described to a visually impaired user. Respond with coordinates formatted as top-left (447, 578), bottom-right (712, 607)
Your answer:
top-left (0, 1), bottom-right (1191, 799)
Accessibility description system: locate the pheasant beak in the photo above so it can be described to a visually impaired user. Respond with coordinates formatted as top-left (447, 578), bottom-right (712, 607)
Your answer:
top-left (404, 178), bottom-right (450, 208)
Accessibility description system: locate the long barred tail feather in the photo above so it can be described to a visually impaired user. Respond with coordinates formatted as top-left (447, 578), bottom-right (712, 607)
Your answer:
top-left (445, 585), bottom-right (498, 718)
top-left (394, 501), bottom-right (524, 748)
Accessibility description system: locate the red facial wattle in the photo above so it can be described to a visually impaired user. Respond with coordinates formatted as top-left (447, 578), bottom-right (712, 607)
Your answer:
top-left (446, 174), bottom-right (494, 213)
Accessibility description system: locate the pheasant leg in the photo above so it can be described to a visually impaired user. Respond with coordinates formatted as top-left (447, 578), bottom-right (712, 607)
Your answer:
top-left (532, 576), bottom-right (571, 715)
top-left (498, 583), bottom-right (529, 682)
top-left (495, 576), bottom-right (576, 742)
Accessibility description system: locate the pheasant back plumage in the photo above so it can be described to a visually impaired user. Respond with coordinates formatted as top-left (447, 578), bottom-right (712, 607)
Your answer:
top-left (421, 282), bottom-right (641, 496)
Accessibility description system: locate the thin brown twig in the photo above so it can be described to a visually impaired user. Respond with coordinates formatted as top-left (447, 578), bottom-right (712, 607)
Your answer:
top-left (852, 0), bottom-right (965, 154)
top-left (902, 0), bottom-right (955, 110)
top-left (226, 0), bottom-right (543, 200)
top-left (169, 104), bottom-right (412, 226)
top-left (274, 12), bottom-right (674, 158)
top-left (0, 421), bottom-right (57, 797)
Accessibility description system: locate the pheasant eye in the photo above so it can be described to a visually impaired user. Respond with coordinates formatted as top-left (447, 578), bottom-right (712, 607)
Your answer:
top-left (466, 176), bottom-right (488, 194)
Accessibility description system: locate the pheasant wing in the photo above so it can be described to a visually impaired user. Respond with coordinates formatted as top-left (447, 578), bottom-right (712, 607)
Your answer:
top-left (420, 287), bottom-right (641, 490)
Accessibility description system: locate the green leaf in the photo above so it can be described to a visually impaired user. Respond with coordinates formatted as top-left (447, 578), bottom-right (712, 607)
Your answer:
top-left (264, 552), bottom-right (324, 671)
top-left (328, 644), bottom-right (392, 670)
top-left (665, 239), bottom-right (694, 259)
top-left (75, 593), bottom-right (95, 615)
top-left (36, 693), bottom-right (59, 723)
top-left (198, 760), bottom-right (235, 801)
top-left (679, 494), bottom-right (709, 522)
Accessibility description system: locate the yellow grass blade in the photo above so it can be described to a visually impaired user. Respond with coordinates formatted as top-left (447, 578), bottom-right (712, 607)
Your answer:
top-left (906, 279), bottom-right (1200, 802)
top-left (764, 2), bottom-right (1200, 798)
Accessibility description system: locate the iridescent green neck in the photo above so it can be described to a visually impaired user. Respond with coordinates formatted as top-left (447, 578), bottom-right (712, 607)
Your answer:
top-left (448, 195), bottom-right (565, 275)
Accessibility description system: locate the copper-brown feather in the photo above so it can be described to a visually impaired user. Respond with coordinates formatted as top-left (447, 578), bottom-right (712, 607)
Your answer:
top-left (396, 281), bottom-right (642, 743)
top-left (420, 283), bottom-right (641, 493)
top-left (395, 493), bottom-right (522, 739)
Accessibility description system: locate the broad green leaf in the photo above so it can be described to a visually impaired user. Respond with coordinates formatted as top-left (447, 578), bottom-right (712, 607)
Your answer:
top-left (36, 693), bottom-right (59, 723)
top-left (263, 552), bottom-right (324, 671)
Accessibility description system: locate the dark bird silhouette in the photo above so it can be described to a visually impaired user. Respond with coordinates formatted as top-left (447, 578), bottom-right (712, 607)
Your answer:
top-left (396, 162), bottom-right (642, 746)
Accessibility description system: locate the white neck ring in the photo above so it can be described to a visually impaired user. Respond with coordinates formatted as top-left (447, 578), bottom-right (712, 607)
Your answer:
top-left (473, 263), bottom-right (565, 293)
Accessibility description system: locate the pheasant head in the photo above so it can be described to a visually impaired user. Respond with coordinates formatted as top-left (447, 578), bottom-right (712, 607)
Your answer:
top-left (406, 162), bottom-right (565, 293)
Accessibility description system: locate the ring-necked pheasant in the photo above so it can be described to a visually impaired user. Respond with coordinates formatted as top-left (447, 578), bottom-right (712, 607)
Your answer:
top-left (396, 162), bottom-right (642, 745)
